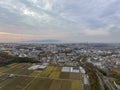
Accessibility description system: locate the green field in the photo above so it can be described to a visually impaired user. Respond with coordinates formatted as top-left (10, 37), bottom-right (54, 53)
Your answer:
top-left (40, 66), bottom-right (61, 78)
top-left (0, 63), bottom-right (83, 90)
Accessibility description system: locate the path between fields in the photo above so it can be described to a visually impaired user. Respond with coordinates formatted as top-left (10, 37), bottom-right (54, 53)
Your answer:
top-left (22, 77), bottom-right (37, 90)
top-left (1, 72), bottom-right (83, 82)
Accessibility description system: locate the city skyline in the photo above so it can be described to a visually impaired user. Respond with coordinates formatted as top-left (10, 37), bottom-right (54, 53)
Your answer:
top-left (0, 0), bottom-right (120, 42)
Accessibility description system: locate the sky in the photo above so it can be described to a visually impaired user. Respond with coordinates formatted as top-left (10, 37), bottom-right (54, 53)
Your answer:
top-left (0, 0), bottom-right (120, 43)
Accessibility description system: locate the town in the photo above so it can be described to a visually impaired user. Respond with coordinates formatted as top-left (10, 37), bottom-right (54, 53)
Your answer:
top-left (0, 43), bottom-right (120, 90)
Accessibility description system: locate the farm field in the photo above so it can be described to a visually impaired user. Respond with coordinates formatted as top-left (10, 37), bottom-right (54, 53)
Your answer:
top-left (112, 68), bottom-right (120, 74)
top-left (0, 63), bottom-right (83, 90)
top-left (40, 66), bottom-right (61, 78)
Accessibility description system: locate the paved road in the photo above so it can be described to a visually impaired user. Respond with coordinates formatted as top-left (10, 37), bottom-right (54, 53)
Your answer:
top-left (96, 73), bottom-right (105, 90)
top-left (103, 76), bottom-right (116, 90)
top-left (97, 71), bottom-right (116, 90)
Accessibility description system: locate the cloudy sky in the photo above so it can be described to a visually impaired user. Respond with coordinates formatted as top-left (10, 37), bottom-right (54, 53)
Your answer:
top-left (0, 0), bottom-right (120, 42)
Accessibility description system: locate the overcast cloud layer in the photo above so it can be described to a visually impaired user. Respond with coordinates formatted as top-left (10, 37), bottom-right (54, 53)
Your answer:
top-left (0, 0), bottom-right (120, 42)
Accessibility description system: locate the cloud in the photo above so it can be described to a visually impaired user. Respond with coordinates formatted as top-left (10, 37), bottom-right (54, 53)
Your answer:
top-left (83, 29), bottom-right (110, 36)
top-left (0, 31), bottom-right (67, 42)
top-left (0, 0), bottom-right (120, 42)
top-left (0, 32), bottom-right (35, 37)
top-left (23, 8), bottom-right (37, 17)
top-left (0, 32), bottom-right (11, 35)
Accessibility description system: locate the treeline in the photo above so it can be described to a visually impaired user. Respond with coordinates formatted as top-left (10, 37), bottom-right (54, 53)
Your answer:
top-left (88, 72), bottom-right (101, 90)
top-left (83, 63), bottom-right (102, 90)
top-left (13, 57), bottom-right (40, 63)
top-left (0, 52), bottom-right (40, 66)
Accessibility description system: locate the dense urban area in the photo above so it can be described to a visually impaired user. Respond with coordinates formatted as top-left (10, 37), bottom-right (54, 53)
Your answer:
top-left (0, 43), bottom-right (120, 90)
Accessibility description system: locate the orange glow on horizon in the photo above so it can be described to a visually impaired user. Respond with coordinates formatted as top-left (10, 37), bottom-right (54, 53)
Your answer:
top-left (0, 32), bottom-right (60, 42)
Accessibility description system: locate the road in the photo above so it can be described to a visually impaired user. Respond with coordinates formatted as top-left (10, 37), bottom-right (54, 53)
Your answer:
top-left (97, 71), bottom-right (116, 90)
top-left (103, 76), bottom-right (116, 90)
top-left (96, 73), bottom-right (105, 90)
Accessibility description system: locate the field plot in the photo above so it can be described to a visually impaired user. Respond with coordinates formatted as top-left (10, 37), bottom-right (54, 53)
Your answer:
top-left (49, 80), bottom-right (62, 90)
top-left (60, 72), bottom-right (82, 80)
top-left (0, 72), bottom-right (5, 77)
top-left (0, 64), bottom-right (83, 90)
top-left (49, 72), bottom-right (60, 78)
top-left (112, 68), bottom-right (120, 74)
top-left (40, 66), bottom-right (61, 78)
top-left (0, 76), bottom-right (34, 90)
top-left (40, 66), bottom-right (54, 77)
top-left (26, 78), bottom-right (52, 90)
top-left (71, 80), bottom-right (82, 90)
top-left (0, 63), bottom-right (18, 72)
top-left (60, 72), bottom-right (70, 79)
top-left (25, 78), bottom-right (82, 90)
top-left (0, 74), bottom-right (8, 84)
top-left (69, 73), bottom-right (82, 80)
top-left (6, 63), bottom-right (32, 75)
top-left (29, 70), bottom-right (42, 77)
top-left (61, 80), bottom-right (71, 90)
top-left (48, 66), bottom-right (61, 78)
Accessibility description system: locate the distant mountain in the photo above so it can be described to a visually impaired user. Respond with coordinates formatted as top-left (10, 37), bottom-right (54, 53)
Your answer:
top-left (23, 39), bottom-right (61, 43)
